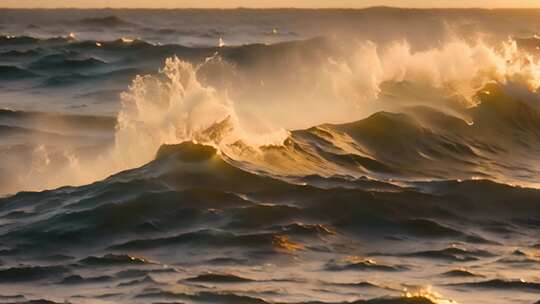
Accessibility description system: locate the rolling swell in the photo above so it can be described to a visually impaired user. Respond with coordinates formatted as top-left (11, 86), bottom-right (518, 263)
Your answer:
top-left (1, 143), bottom-right (539, 256)
top-left (0, 65), bottom-right (38, 79)
top-left (451, 279), bottom-right (540, 292)
top-left (250, 83), bottom-right (540, 187)
top-left (0, 32), bottom-right (333, 123)
top-left (133, 290), bottom-right (437, 304)
top-left (29, 54), bottom-right (106, 71)
top-left (77, 16), bottom-right (134, 27)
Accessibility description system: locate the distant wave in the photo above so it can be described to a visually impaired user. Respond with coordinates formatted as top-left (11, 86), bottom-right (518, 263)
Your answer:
top-left (0, 49), bottom-right (41, 58)
top-left (77, 15), bottom-right (134, 27)
top-left (29, 54), bottom-right (106, 71)
top-left (0, 35), bottom-right (39, 46)
top-left (0, 109), bottom-right (116, 134)
top-left (0, 34), bottom-right (75, 46)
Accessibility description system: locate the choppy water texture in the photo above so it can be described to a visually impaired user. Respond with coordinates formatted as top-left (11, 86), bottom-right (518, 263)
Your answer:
top-left (0, 8), bottom-right (539, 304)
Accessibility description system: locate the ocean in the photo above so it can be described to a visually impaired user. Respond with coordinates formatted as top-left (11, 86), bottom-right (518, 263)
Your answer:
top-left (0, 8), bottom-right (539, 304)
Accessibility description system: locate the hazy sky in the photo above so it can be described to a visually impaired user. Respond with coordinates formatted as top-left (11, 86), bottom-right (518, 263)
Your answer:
top-left (2, 0), bottom-right (540, 9)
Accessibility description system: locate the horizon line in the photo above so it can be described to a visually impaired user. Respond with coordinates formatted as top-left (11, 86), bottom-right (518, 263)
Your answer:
top-left (1, 6), bottom-right (539, 10)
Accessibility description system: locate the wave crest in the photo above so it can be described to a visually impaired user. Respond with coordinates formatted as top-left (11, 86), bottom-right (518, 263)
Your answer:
top-left (3, 36), bottom-right (540, 194)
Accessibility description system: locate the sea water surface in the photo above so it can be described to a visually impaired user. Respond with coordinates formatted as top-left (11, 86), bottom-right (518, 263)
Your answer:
top-left (0, 8), bottom-right (539, 304)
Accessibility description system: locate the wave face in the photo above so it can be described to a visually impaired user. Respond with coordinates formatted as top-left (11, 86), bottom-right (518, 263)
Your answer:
top-left (1, 8), bottom-right (540, 304)
top-left (1, 142), bottom-right (540, 304)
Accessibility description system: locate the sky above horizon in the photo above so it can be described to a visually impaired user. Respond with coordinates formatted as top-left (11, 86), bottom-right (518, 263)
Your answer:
top-left (2, 0), bottom-right (540, 9)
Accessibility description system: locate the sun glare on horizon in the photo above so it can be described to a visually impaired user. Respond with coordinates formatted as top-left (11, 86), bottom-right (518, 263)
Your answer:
top-left (2, 0), bottom-right (540, 8)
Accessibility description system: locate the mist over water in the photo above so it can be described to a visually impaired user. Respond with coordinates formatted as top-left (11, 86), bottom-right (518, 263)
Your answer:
top-left (0, 8), bottom-right (540, 304)
top-left (3, 34), bottom-right (540, 193)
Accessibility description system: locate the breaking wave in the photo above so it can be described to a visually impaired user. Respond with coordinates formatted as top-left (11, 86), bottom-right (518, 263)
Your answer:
top-left (1, 35), bottom-right (540, 194)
